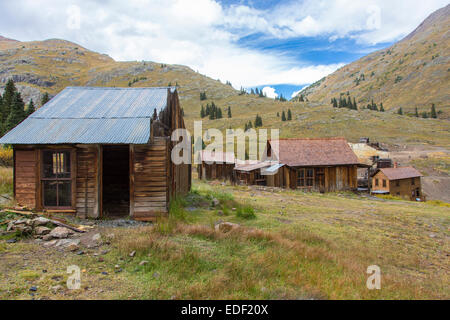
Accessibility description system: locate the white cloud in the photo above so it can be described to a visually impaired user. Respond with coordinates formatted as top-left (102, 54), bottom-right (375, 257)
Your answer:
top-left (0, 0), bottom-right (447, 89)
top-left (291, 89), bottom-right (303, 99)
top-left (262, 87), bottom-right (278, 99)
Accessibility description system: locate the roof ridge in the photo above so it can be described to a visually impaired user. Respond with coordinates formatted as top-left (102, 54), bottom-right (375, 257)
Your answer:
top-left (269, 137), bottom-right (347, 141)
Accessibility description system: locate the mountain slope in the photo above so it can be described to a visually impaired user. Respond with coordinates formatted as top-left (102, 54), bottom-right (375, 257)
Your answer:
top-left (294, 4), bottom-right (450, 117)
top-left (0, 31), bottom-right (449, 150)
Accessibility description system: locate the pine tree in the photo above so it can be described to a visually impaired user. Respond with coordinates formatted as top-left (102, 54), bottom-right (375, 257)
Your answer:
top-left (332, 98), bottom-right (338, 108)
top-left (431, 104), bottom-right (437, 118)
top-left (254, 114), bottom-right (263, 127)
top-left (281, 110), bottom-right (286, 121)
top-left (353, 98), bottom-right (358, 110)
top-left (41, 92), bottom-right (50, 106)
top-left (347, 96), bottom-right (352, 109)
top-left (6, 92), bottom-right (26, 132)
top-left (299, 95), bottom-right (304, 102)
top-left (380, 103), bottom-right (385, 112)
top-left (414, 107), bottom-right (419, 117)
top-left (227, 106), bottom-right (232, 118)
top-left (422, 112), bottom-right (428, 119)
top-left (26, 99), bottom-right (35, 117)
top-left (217, 107), bottom-right (222, 119)
top-left (397, 107), bottom-right (403, 115)
top-left (277, 112), bottom-right (280, 117)
top-left (287, 109), bottom-right (292, 120)
top-left (1, 79), bottom-right (17, 120)
top-left (200, 105), bottom-right (205, 118)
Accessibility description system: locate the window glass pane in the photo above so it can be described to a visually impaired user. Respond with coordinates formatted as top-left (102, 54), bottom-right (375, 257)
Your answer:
top-left (58, 151), bottom-right (71, 179)
top-left (43, 151), bottom-right (57, 179)
top-left (43, 181), bottom-right (58, 207)
top-left (58, 181), bottom-right (72, 207)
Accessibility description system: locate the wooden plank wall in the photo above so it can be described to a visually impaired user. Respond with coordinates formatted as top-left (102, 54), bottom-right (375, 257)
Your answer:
top-left (76, 146), bottom-right (99, 218)
top-left (131, 138), bottom-right (169, 220)
top-left (14, 150), bottom-right (37, 208)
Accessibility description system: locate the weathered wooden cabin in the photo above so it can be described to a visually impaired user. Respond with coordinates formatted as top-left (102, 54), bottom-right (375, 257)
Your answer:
top-left (262, 138), bottom-right (363, 192)
top-left (371, 166), bottom-right (423, 201)
top-left (0, 86), bottom-right (191, 221)
top-left (234, 161), bottom-right (273, 186)
top-left (197, 150), bottom-right (235, 181)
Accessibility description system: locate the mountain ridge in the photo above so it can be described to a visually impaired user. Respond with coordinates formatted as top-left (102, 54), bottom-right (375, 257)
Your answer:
top-left (293, 4), bottom-right (450, 117)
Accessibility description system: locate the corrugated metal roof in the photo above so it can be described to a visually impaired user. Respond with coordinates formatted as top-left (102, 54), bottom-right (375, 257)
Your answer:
top-left (0, 86), bottom-right (174, 145)
top-left (234, 161), bottom-right (273, 172)
top-left (261, 163), bottom-right (284, 175)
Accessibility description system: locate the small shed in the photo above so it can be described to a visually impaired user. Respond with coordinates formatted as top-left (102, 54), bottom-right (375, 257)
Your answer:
top-left (371, 167), bottom-right (423, 201)
top-left (263, 138), bottom-right (364, 192)
top-left (197, 150), bottom-right (235, 181)
top-left (0, 86), bottom-right (191, 220)
top-left (233, 161), bottom-right (274, 186)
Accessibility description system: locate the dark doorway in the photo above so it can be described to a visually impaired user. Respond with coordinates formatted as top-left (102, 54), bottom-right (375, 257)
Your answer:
top-left (102, 146), bottom-right (129, 217)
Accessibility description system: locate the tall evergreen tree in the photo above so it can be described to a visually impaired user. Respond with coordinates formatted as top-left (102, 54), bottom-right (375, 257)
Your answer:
top-left (397, 107), bottom-right (403, 115)
top-left (41, 92), bottom-right (50, 105)
top-left (380, 103), bottom-right (385, 112)
top-left (200, 105), bottom-right (205, 118)
top-left (26, 99), bottom-right (35, 117)
top-left (6, 92), bottom-right (26, 132)
top-left (1, 79), bottom-right (17, 120)
top-left (353, 98), bottom-right (358, 110)
top-left (430, 104), bottom-right (437, 118)
top-left (217, 107), bottom-right (222, 119)
top-left (287, 109), bottom-right (292, 120)
top-left (281, 110), bottom-right (286, 121)
top-left (227, 106), bottom-right (232, 118)
top-left (414, 107), bottom-right (419, 117)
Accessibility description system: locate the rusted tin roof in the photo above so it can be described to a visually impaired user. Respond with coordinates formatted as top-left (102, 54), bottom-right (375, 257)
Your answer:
top-left (269, 138), bottom-right (360, 167)
top-left (0, 86), bottom-right (176, 145)
top-left (378, 167), bottom-right (423, 180)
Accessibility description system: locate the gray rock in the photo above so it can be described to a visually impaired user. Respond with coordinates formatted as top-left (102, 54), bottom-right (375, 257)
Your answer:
top-left (49, 226), bottom-right (72, 239)
top-left (212, 198), bottom-right (220, 207)
top-left (43, 240), bottom-right (57, 248)
top-left (34, 226), bottom-right (51, 235)
top-left (32, 217), bottom-right (50, 226)
top-left (55, 239), bottom-right (80, 248)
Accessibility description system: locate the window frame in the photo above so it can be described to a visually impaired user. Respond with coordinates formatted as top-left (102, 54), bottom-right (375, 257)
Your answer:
top-left (40, 148), bottom-right (76, 209)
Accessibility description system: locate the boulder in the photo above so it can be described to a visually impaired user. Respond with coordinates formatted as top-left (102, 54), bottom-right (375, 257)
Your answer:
top-left (214, 222), bottom-right (239, 233)
top-left (55, 239), bottom-right (80, 248)
top-left (49, 226), bottom-right (72, 239)
top-left (34, 226), bottom-right (51, 236)
top-left (32, 217), bottom-right (50, 226)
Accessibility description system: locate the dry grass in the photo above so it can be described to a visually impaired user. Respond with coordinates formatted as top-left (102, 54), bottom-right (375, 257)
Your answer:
top-left (0, 166), bottom-right (13, 196)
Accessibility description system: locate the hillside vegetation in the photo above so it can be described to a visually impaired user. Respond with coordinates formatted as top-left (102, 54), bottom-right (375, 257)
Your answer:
top-left (0, 5), bottom-right (449, 149)
top-left (1, 180), bottom-right (449, 299)
top-left (294, 4), bottom-right (450, 118)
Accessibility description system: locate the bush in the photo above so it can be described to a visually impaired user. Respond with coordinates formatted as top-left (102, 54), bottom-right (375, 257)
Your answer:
top-left (236, 205), bottom-right (256, 219)
top-left (0, 147), bottom-right (13, 167)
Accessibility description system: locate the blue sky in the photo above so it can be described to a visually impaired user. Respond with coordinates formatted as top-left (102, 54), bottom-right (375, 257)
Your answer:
top-left (0, 0), bottom-right (448, 99)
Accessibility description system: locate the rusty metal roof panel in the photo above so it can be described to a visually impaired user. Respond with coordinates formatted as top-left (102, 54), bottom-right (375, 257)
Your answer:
top-left (0, 86), bottom-right (172, 145)
top-left (379, 167), bottom-right (423, 180)
top-left (269, 138), bottom-right (360, 167)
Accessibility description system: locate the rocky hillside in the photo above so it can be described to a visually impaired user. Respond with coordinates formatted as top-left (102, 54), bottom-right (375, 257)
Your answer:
top-left (1, 30), bottom-right (450, 150)
top-left (293, 4), bottom-right (450, 117)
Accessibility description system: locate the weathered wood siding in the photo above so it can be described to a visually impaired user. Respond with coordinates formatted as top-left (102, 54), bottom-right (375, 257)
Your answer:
top-left (131, 138), bottom-right (169, 220)
top-left (76, 146), bottom-right (99, 218)
top-left (14, 149), bottom-right (38, 208)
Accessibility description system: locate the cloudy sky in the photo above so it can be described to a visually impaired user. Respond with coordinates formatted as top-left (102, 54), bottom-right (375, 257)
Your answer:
top-left (0, 0), bottom-right (448, 98)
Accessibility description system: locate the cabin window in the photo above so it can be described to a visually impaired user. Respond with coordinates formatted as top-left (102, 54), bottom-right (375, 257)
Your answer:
top-left (382, 179), bottom-right (387, 188)
top-left (375, 179), bottom-right (379, 186)
top-left (306, 169), bottom-right (314, 187)
top-left (396, 180), bottom-right (400, 187)
top-left (41, 150), bottom-right (73, 208)
top-left (297, 169), bottom-right (305, 187)
top-left (411, 178), bottom-right (415, 185)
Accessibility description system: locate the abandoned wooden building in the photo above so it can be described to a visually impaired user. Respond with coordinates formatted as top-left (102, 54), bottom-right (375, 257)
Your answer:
top-left (197, 150), bottom-right (235, 181)
top-left (0, 86), bottom-right (191, 220)
top-left (371, 166), bottom-right (424, 201)
top-left (259, 138), bottom-right (364, 191)
top-left (234, 161), bottom-right (275, 186)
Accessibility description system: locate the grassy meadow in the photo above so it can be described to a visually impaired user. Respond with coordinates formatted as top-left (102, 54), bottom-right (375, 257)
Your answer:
top-left (1, 178), bottom-right (448, 300)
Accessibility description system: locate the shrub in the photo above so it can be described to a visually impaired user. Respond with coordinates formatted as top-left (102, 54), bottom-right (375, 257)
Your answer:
top-left (0, 147), bottom-right (13, 166)
top-left (236, 205), bottom-right (256, 219)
